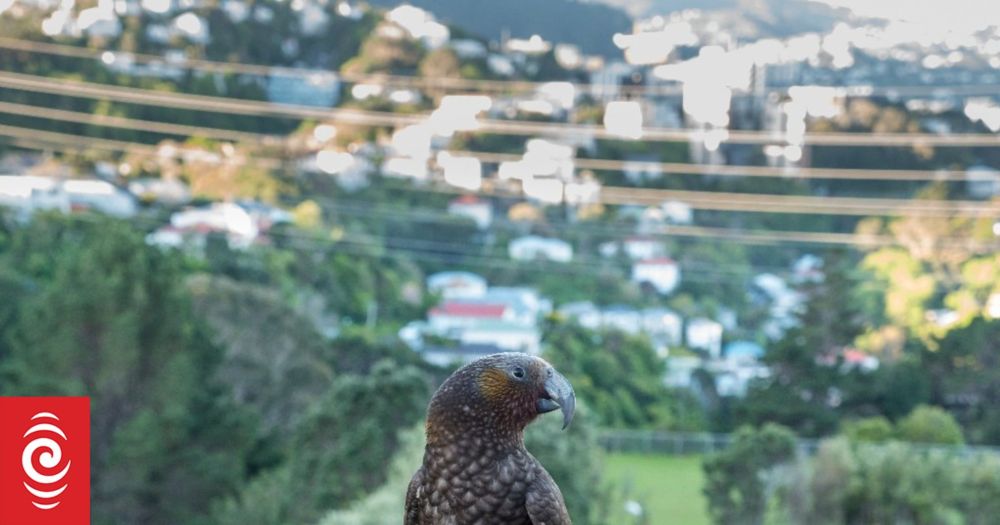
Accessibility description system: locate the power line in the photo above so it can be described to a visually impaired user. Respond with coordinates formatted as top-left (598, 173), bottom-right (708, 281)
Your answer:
top-left (3, 69), bottom-right (1000, 147)
top-left (0, 99), bottom-right (981, 182)
top-left (3, 127), bottom-right (998, 219)
top-left (6, 36), bottom-right (1000, 100)
top-left (0, 101), bottom-right (281, 144)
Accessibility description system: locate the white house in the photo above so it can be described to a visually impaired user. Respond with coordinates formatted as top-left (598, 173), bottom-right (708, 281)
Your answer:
top-left (623, 154), bottom-right (662, 184)
top-left (63, 179), bottom-right (137, 217)
top-left (965, 165), bottom-right (1000, 199)
top-left (686, 317), bottom-right (723, 359)
top-left (426, 271), bottom-right (488, 299)
top-left (419, 343), bottom-right (506, 367)
top-left (558, 301), bottom-right (603, 330)
top-left (642, 308), bottom-right (683, 346)
top-left (458, 321), bottom-right (541, 355)
top-left (447, 195), bottom-right (492, 229)
top-left (601, 306), bottom-right (643, 335)
top-left (623, 236), bottom-right (664, 260)
top-left (0, 175), bottom-right (69, 217)
top-left (988, 293), bottom-right (1000, 319)
top-left (165, 202), bottom-right (259, 248)
top-left (128, 177), bottom-right (191, 204)
top-left (509, 235), bottom-right (573, 263)
top-left (428, 302), bottom-right (514, 332)
top-left (632, 257), bottom-right (680, 294)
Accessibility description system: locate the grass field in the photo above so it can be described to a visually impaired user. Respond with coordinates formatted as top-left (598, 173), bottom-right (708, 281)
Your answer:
top-left (605, 453), bottom-right (709, 525)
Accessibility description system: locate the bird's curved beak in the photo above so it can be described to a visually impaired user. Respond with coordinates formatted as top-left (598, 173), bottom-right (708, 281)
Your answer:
top-left (537, 368), bottom-right (576, 430)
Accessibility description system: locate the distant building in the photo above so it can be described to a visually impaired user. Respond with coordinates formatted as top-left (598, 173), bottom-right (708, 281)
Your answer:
top-left (642, 308), bottom-right (683, 346)
top-left (458, 321), bottom-right (541, 354)
top-left (128, 177), bottom-right (191, 204)
top-left (152, 202), bottom-right (259, 249)
top-left (686, 318), bottom-right (723, 359)
top-left (724, 341), bottom-right (765, 364)
top-left (601, 305), bottom-right (643, 335)
top-left (63, 179), bottom-right (137, 217)
top-left (622, 154), bottom-right (662, 184)
top-left (631, 257), bottom-right (680, 294)
top-left (428, 302), bottom-right (514, 333)
top-left (965, 165), bottom-right (1000, 199)
top-left (427, 271), bottom-right (488, 299)
top-left (623, 236), bottom-right (664, 260)
top-left (267, 72), bottom-right (340, 108)
top-left (508, 235), bottom-right (573, 263)
top-left (0, 175), bottom-right (69, 218)
top-left (447, 195), bottom-right (492, 229)
top-left (558, 301), bottom-right (603, 330)
top-left (419, 343), bottom-right (505, 367)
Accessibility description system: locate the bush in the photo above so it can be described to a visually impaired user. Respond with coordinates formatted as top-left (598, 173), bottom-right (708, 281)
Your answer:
top-left (895, 405), bottom-right (964, 445)
top-left (841, 417), bottom-right (894, 443)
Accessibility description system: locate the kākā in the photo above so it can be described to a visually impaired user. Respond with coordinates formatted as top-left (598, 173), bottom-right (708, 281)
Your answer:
top-left (405, 352), bottom-right (576, 525)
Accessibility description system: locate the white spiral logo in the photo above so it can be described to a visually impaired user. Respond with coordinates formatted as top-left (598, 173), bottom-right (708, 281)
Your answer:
top-left (21, 412), bottom-right (71, 510)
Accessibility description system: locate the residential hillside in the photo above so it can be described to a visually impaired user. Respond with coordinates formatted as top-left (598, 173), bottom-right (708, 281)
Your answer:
top-left (365, 0), bottom-right (631, 56)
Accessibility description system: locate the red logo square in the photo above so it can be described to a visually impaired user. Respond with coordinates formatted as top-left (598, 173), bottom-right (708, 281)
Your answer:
top-left (0, 397), bottom-right (90, 525)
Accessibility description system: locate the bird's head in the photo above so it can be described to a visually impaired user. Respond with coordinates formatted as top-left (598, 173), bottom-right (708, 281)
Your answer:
top-left (426, 353), bottom-right (576, 443)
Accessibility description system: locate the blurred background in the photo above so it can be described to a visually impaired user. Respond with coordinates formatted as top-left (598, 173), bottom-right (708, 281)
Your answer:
top-left (1, 0), bottom-right (999, 523)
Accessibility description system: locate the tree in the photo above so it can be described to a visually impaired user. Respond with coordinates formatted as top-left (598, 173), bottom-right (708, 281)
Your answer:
top-left (213, 360), bottom-right (431, 524)
top-left (0, 216), bottom-right (257, 525)
top-left (894, 405), bottom-right (964, 445)
top-left (841, 417), bottom-right (893, 443)
top-left (543, 320), bottom-right (680, 429)
top-left (735, 253), bottom-right (864, 436)
top-left (703, 424), bottom-right (797, 525)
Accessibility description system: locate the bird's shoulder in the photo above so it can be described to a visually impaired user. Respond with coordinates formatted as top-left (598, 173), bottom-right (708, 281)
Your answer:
top-left (405, 465), bottom-right (425, 525)
top-left (524, 455), bottom-right (572, 525)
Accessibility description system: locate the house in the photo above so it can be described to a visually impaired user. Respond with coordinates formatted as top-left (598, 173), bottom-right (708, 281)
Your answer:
top-left (156, 202), bottom-right (260, 249)
top-left (451, 39), bottom-right (487, 59)
top-left (724, 341), bottom-right (765, 365)
top-left (419, 343), bottom-right (506, 367)
top-left (632, 257), bottom-right (680, 294)
top-left (558, 301), bottom-right (602, 330)
top-left (0, 175), bottom-right (70, 216)
top-left (482, 287), bottom-right (552, 322)
top-left (63, 179), bottom-right (137, 217)
top-left (642, 308), bottom-right (683, 346)
top-left (128, 177), bottom-right (190, 204)
top-left (623, 154), bottom-right (662, 184)
top-left (458, 321), bottom-right (541, 354)
top-left (428, 302), bottom-right (514, 333)
top-left (686, 318), bottom-right (723, 359)
top-left (604, 100), bottom-right (644, 140)
top-left (751, 273), bottom-right (804, 339)
top-left (509, 236), bottom-right (573, 263)
top-left (426, 271), bottom-right (488, 299)
top-left (988, 293), bottom-right (1000, 319)
top-left (601, 305), bottom-right (643, 335)
top-left (447, 195), bottom-right (492, 229)
top-left (965, 165), bottom-right (1000, 199)
top-left (665, 356), bottom-right (702, 389)
top-left (623, 236), bottom-right (664, 260)
top-left (267, 72), bottom-right (339, 108)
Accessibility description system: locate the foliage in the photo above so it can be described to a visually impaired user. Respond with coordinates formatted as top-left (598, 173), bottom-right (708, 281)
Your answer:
top-left (841, 417), bottom-right (893, 443)
top-left (213, 360), bottom-right (431, 524)
top-left (894, 405), bottom-right (964, 445)
top-left (777, 438), bottom-right (1000, 525)
top-left (702, 424), bottom-right (797, 525)
top-left (543, 320), bottom-right (682, 429)
top-left (0, 215), bottom-right (257, 525)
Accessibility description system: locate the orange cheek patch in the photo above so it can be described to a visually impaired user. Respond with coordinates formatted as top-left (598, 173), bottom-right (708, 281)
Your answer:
top-left (478, 368), bottom-right (515, 401)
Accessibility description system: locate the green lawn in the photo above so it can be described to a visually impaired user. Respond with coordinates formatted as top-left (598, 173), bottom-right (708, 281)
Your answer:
top-left (605, 453), bottom-right (709, 525)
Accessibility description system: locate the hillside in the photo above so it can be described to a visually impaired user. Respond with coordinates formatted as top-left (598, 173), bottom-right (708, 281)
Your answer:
top-left (365, 0), bottom-right (632, 56)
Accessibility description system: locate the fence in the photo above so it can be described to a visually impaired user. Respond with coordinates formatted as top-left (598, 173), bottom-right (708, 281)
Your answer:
top-left (597, 429), bottom-right (1000, 458)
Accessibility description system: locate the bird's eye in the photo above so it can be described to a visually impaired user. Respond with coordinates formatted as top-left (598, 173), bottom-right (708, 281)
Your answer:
top-left (511, 366), bottom-right (526, 379)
